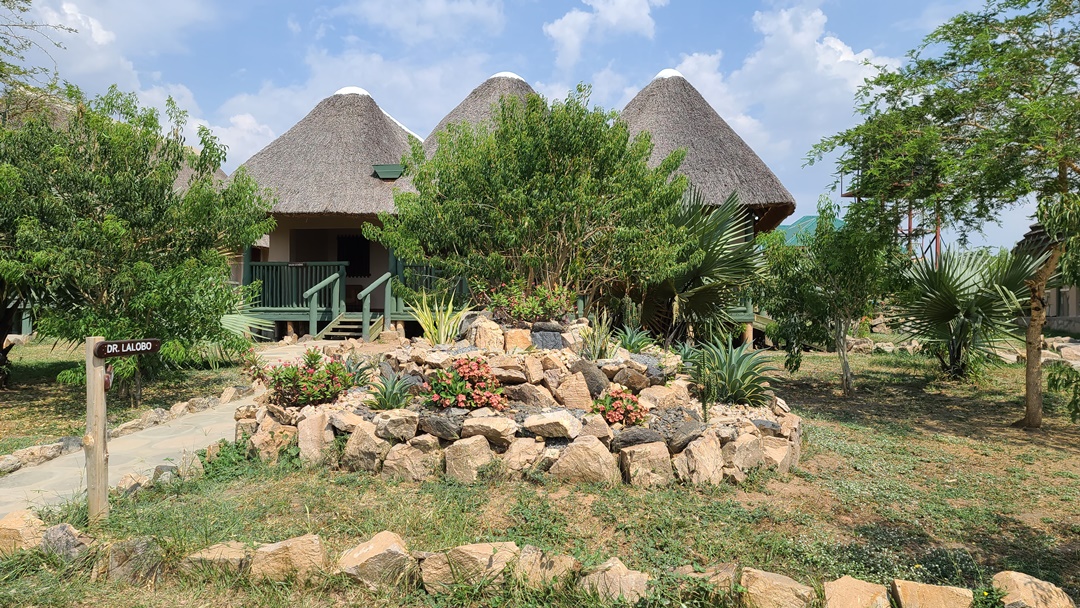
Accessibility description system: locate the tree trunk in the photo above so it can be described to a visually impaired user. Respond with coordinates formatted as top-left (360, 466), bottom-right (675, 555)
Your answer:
top-left (1017, 244), bottom-right (1063, 429)
top-left (835, 320), bottom-right (855, 397)
top-left (0, 302), bottom-right (18, 389)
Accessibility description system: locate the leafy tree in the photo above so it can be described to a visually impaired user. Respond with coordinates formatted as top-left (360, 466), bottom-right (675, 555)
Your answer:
top-left (755, 197), bottom-right (896, 397)
top-left (0, 86), bottom-right (275, 393)
top-left (812, 0), bottom-right (1080, 427)
top-left (0, 0), bottom-right (69, 88)
top-left (365, 86), bottom-right (691, 304)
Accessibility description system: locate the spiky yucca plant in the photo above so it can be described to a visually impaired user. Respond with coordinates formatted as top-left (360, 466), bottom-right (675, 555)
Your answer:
top-left (690, 339), bottom-right (776, 408)
top-left (410, 293), bottom-right (472, 345)
top-left (614, 325), bottom-right (654, 353)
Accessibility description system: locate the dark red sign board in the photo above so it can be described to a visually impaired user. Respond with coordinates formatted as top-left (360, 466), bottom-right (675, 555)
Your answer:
top-left (94, 339), bottom-right (161, 359)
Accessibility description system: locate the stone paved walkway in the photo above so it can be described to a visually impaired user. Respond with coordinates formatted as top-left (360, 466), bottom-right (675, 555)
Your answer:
top-left (0, 340), bottom-right (393, 516)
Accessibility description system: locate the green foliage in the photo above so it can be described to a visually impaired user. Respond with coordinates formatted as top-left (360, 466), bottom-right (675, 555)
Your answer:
top-left (755, 197), bottom-right (898, 395)
top-left (902, 248), bottom-right (1046, 378)
top-left (0, 86), bottom-right (275, 393)
top-left (369, 369), bottom-right (414, 411)
top-left (614, 325), bottom-right (654, 354)
top-left (365, 85), bottom-right (691, 303)
top-left (410, 293), bottom-right (471, 345)
top-left (258, 348), bottom-right (354, 408)
top-left (592, 387), bottom-right (646, 426)
top-left (343, 354), bottom-right (375, 387)
top-left (1047, 362), bottom-right (1080, 423)
top-left (689, 340), bottom-right (775, 408)
top-left (476, 280), bottom-right (576, 325)
top-left (422, 357), bottom-right (507, 410)
top-left (640, 187), bottom-right (762, 342)
top-left (578, 311), bottom-right (616, 361)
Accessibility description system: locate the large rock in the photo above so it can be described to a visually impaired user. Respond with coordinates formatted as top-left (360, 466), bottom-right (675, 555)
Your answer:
top-left (0, 454), bottom-right (21, 474)
top-left (673, 562), bottom-right (736, 590)
top-left (342, 420), bottom-right (391, 472)
top-left (664, 420), bottom-right (706, 455)
top-left (249, 418), bottom-right (298, 465)
top-left (613, 368), bottom-right (650, 393)
top-left (992, 571), bottom-right (1076, 608)
top-left (549, 435), bottom-right (620, 484)
top-left (0, 509), bottom-right (45, 556)
top-left (531, 331), bottom-right (563, 351)
top-left (619, 441), bottom-right (674, 487)
top-left (374, 409), bottom-right (419, 443)
top-left (523, 356), bottom-right (545, 384)
top-left (553, 372), bottom-right (594, 410)
top-left (570, 360), bottom-right (610, 398)
top-left (420, 410), bottom-right (466, 440)
top-left (469, 318), bottom-right (505, 352)
top-left (181, 541), bottom-right (251, 575)
top-left (297, 411), bottom-right (334, 466)
top-left (638, 385), bottom-right (679, 410)
top-left (504, 383), bottom-right (558, 409)
top-left (381, 443), bottom-right (439, 482)
top-left (891, 579), bottom-right (973, 607)
top-left (1059, 345), bottom-right (1080, 362)
top-left (722, 433), bottom-right (764, 471)
top-left (330, 410), bottom-right (366, 434)
top-left (250, 534), bottom-right (326, 583)
top-left (580, 414), bottom-right (613, 447)
top-left (461, 416), bottom-right (520, 448)
top-left (444, 435), bottom-right (493, 483)
top-left (421, 542), bottom-right (519, 592)
top-left (41, 524), bottom-right (93, 561)
top-left (108, 537), bottom-right (163, 586)
top-left (338, 531), bottom-right (418, 591)
top-left (515, 544), bottom-right (581, 589)
top-left (740, 568), bottom-right (814, 608)
top-left (523, 411), bottom-right (582, 439)
top-left (493, 367), bottom-right (527, 384)
top-left (502, 437), bottom-right (546, 476)
top-left (761, 436), bottom-right (794, 474)
top-left (12, 442), bottom-right (63, 467)
top-left (675, 432), bottom-right (725, 486)
top-left (504, 329), bottom-right (533, 353)
top-left (578, 557), bottom-right (649, 603)
top-left (824, 575), bottom-right (890, 608)
top-left (611, 426), bottom-right (665, 452)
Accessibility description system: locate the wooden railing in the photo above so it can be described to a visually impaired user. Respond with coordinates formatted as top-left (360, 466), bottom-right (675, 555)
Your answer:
top-left (249, 262), bottom-right (347, 311)
top-left (358, 272), bottom-right (393, 341)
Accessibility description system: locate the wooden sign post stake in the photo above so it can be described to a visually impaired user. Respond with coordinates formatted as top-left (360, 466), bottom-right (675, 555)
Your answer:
top-left (84, 336), bottom-right (108, 524)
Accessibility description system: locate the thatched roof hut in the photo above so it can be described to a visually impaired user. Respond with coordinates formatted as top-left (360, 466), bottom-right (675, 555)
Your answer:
top-left (423, 72), bottom-right (535, 156)
top-left (620, 69), bottom-right (796, 232)
top-left (240, 87), bottom-right (417, 215)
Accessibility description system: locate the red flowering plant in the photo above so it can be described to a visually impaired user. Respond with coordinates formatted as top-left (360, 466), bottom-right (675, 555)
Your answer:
top-left (252, 347), bottom-right (354, 408)
top-left (422, 357), bottom-right (507, 411)
top-left (593, 388), bottom-right (647, 426)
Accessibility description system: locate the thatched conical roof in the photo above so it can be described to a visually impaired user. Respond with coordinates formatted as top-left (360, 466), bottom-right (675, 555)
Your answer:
top-left (423, 72), bottom-right (535, 155)
top-left (240, 87), bottom-right (417, 215)
top-left (621, 69), bottom-right (796, 232)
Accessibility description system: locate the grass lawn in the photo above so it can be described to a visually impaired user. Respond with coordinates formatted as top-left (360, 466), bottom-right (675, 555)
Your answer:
top-left (2, 351), bottom-right (1078, 607)
top-left (0, 340), bottom-right (244, 458)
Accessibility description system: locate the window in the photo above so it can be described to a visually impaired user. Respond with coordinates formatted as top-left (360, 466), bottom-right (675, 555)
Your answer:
top-left (337, 235), bottom-right (371, 278)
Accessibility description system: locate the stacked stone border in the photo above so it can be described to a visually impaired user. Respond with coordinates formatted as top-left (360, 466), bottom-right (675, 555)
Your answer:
top-left (2, 510), bottom-right (1075, 608)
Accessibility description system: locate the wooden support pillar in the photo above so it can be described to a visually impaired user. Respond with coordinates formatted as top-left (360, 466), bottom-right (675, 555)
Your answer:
top-left (84, 336), bottom-right (108, 524)
top-left (742, 323), bottom-right (754, 349)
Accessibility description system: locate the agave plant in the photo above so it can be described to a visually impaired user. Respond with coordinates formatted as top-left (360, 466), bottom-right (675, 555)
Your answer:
top-left (410, 293), bottom-right (472, 346)
top-left (902, 248), bottom-right (1047, 378)
top-left (614, 325), bottom-right (654, 353)
top-left (689, 339), bottom-right (776, 408)
top-left (370, 369), bottom-right (414, 410)
top-left (343, 354), bottom-right (375, 387)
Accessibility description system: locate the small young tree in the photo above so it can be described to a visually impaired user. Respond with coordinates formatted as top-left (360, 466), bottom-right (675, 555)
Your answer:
top-left (756, 197), bottom-right (895, 396)
top-left (0, 87), bottom-right (275, 394)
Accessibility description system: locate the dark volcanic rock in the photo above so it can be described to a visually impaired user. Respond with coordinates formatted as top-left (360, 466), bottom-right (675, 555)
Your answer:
top-left (532, 321), bottom-right (566, 333)
top-left (611, 427), bottom-right (665, 452)
top-left (569, 360), bottom-right (610, 398)
top-left (530, 332), bottom-right (563, 350)
top-left (419, 408), bottom-right (468, 440)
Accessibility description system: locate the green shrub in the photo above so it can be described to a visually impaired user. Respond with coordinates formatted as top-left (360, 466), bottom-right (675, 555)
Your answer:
top-left (253, 348), bottom-right (353, 408)
top-left (593, 387), bottom-right (646, 425)
top-left (478, 280), bottom-right (576, 325)
top-left (422, 358), bottom-right (506, 410)
top-left (689, 340), bottom-right (775, 408)
top-left (614, 325), bottom-right (655, 353)
top-left (370, 370), bottom-right (414, 411)
top-left (1047, 361), bottom-right (1080, 422)
top-left (410, 293), bottom-right (472, 345)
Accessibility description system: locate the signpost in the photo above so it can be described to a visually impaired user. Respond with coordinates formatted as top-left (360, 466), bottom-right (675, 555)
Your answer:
top-left (84, 337), bottom-right (160, 524)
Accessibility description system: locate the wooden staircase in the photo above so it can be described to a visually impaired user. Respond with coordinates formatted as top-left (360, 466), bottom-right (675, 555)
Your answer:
top-left (317, 313), bottom-right (383, 341)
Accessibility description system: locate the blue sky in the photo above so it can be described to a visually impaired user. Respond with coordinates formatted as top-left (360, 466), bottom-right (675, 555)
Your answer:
top-left (27, 0), bottom-right (1033, 249)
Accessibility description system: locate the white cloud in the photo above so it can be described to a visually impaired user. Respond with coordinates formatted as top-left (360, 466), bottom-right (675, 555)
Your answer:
top-left (335, 0), bottom-right (504, 42)
top-left (41, 2), bottom-right (115, 45)
top-left (543, 0), bottom-right (669, 70)
top-left (286, 16), bottom-right (302, 34)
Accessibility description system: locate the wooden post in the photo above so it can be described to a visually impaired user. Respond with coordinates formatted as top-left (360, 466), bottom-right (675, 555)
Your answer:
top-left (84, 336), bottom-right (108, 524)
top-left (742, 323), bottom-right (754, 349)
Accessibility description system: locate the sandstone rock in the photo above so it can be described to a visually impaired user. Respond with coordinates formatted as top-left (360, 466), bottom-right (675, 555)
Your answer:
top-left (553, 372), bottom-right (594, 410)
top-left (502, 437), bottom-right (546, 476)
top-left (339, 531), bottom-right (418, 591)
top-left (516, 544), bottom-right (580, 588)
top-left (0, 510), bottom-right (45, 556)
top-left (178, 450), bottom-right (205, 481)
top-left (824, 575), bottom-right (890, 608)
top-left (673, 562), bottom-right (736, 590)
top-left (219, 386), bottom-right (238, 404)
top-left (460, 415), bottom-right (517, 447)
top-left (117, 472), bottom-right (149, 495)
top-left (469, 318), bottom-right (505, 352)
top-left (408, 433), bottom-right (442, 453)
top-left (722, 466), bottom-right (747, 484)
top-left (619, 441), bottom-right (674, 487)
top-left (493, 367), bottom-right (527, 384)
top-left (297, 411), bottom-right (334, 466)
top-left (420, 411), bottom-right (465, 440)
top-left (638, 385), bottom-right (679, 410)
top-left (540, 352), bottom-right (567, 371)
top-left (549, 435), bottom-right (619, 484)
top-left (342, 420), bottom-right (391, 472)
top-left (504, 383), bottom-right (558, 409)
top-left (741, 568), bottom-right (814, 608)
top-left (249, 418), bottom-right (298, 465)
top-left (580, 414), bottom-right (613, 447)
top-left (421, 542), bottom-right (519, 592)
top-left (579, 557), bottom-right (649, 603)
top-left (444, 435), bottom-right (493, 483)
top-left (250, 534), bottom-right (326, 583)
top-left (722, 433), bottom-right (764, 471)
top-left (40, 523), bottom-right (93, 561)
top-left (523, 356), bottom-right (545, 384)
top-left (234, 404), bottom-right (259, 421)
top-left (542, 368), bottom-right (565, 392)
top-left (152, 464), bottom-right (179, 485)
top-left (570, 360), bottom-right (610, 398)
top-left (12, 442), bottom-right (63, 467)
top-left (679, 432), bottom-right (725, 485)
top-left (613, 368), bottom-right (649, 393)
top-left (235, 419), bottom-right (258, 443)
top-left (382, 443), bottom-right (439, 482)
top-left (421, 350), bottom-right (452, 369)
top-left (992, 571), bottom-right (1076, 608)
top-left (0, 455), bottom-right (21, 474)
top-left (534, 447), bottom-right (562, 471)
top-left (1060, 345), bottom-right (1080, 362)
top-left (330, 410), bottom-right (366, 433)
top-left (375, 409), bottom-right (419, 443)
top-left (504, 329), bottom-right (533, 353)
top-left (523, 411), bottom-right (582, 439)
top-left (753, 418), bottom-right (783, 437)
top-left (611, 426), bottom-right (665, 452)
top-left (181, 541), bottom-right (250, 575)
top-left (108, 537), bottom-right (163, 585)
top-left (891, 579), bottom-right (973, 607)
top-left (171, 401), bottom-right (193, 417)
top-left (762, 436), bottom-right (794, 474)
